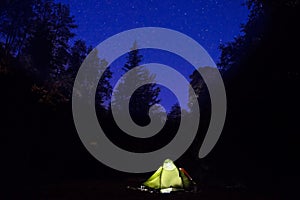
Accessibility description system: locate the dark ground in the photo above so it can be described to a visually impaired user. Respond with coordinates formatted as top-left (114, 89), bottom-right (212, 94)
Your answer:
top-left (37, 180), bottom-right (278, 200)
top-left (6, 177), bottom-right (281, 200)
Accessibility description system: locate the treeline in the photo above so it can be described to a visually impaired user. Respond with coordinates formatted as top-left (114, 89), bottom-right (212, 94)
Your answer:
top-left (0, 0), bottom-right (114, 108)
top-left (200, 0), bottom-right (299, 196)
top-left (0, 1), bottom-right (113, 197)
top-left (1, 0), bottom-right (299, 198)
top-left (0, 0), bottom-right (184, 187)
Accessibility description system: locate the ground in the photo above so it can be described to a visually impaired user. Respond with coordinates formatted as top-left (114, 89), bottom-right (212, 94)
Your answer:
top-left (33, 179), bottom-right (278, 200)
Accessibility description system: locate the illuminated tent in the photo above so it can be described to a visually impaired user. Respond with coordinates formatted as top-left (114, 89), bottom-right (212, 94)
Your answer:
top-left (142, 159), bottom-right (196, 193)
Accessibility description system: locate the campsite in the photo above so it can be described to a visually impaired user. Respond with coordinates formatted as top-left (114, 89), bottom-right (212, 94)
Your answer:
top-left (1, 0), bottom-right (298, 199)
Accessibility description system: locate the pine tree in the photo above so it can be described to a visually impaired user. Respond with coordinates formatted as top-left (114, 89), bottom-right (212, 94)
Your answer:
top-left (24, 0), bottom-right (77, 80)
top-left (0, 0), bottom-right (34, 56)
top-left (168, 103), bottom-right (181, 120)
top-left (112, 41), bottom-right (160, 125)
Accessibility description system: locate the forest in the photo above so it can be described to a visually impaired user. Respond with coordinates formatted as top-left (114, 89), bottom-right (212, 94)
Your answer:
top-left (1, 0), bottom-right (299, 199)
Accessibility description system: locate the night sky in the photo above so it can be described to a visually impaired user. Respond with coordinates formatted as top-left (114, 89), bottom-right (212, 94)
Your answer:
top-left (57, 0), bottom-right (248, 61)
top-left (57, 0), bottom-right (249, 110)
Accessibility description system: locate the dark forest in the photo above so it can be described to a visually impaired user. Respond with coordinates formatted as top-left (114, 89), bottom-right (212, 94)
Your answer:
top-left (1, 0), bottom-right (299, 199)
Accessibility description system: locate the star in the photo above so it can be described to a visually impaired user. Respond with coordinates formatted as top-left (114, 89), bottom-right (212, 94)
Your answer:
top-left (58, 0), bottom-right (249, 63)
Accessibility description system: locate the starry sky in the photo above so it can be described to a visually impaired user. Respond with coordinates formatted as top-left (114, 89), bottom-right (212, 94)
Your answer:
top-left (57, 0), bottom-right (248, 62)
top-left (57, 0), bottom-right (249, 111)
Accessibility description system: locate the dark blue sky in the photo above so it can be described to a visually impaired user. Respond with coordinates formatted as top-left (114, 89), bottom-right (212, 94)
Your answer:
top-left (57, 0), bottom-right (249, 62)
top-left (57, 0), bottom-right (249, 111)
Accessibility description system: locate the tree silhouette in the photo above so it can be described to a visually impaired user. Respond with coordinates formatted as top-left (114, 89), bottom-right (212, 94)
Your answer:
top-left (215, 0), bottom-right (299, 192)
top-left (71, 46), bottom-right (112, 110)
top-left (24, 0), bottom-right (77, 80)
top-left (112, 41), bottom-right (160, 125)
top-left (0, 0), bottom-right (34, 57)
top-left (168, 103), bottom-right (181, 120)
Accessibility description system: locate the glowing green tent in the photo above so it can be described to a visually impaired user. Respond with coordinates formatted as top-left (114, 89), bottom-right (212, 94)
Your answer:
top-left (142, 159), bottom-right (196, 193)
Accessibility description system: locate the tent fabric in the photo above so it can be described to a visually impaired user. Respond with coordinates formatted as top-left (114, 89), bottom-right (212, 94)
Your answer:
top-left (142, 159), bottom-right (196, 192)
